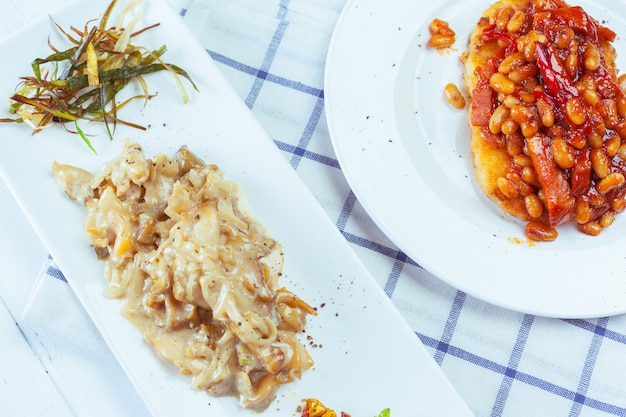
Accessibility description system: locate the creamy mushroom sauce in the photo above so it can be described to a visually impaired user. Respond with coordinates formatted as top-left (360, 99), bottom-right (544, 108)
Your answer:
top-left (52, 141), bottom-right (316, 410)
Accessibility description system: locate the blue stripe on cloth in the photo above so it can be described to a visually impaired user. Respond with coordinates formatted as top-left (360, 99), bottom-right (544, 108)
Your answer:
top-left (491, 314), bottom-right (534, 417)
top-left (206, 50), bottom-right (324, 99)
top-left (287, 94), bottom-right (325, 170)
top-left (333, 190), bottom-right (414, 297)
top-left (241, 0), bottom-right (292, 109)
top-left (245, 19), bottom-right (289, 109)
top-left (273, 140), bottom-right (339, 168)
top-left (568, 317), bottom-right (610, 417)
top-left (564, 318), bottom-right (626, 344)
top-left (46, 264), bottom-right (67, 282)
top-left (434, 290), bottom-right (466, 365)
top-left (336, 189), bottom-right (357, 231)
top-left (340, 230), bottom-right (417, 267)
top-left (382, 256), bottom-right (405, 298)
top-left (277, 0), bottom-right (289, 20)
top-left (417, 329), bottom-right (626, 416)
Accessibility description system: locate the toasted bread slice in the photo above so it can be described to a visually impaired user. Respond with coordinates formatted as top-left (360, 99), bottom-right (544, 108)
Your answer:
top-left (463, 0), bottom-right (624, 239)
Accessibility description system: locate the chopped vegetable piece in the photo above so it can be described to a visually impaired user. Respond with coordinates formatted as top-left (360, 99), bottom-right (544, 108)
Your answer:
top-left (2, 0), bottom-right (198, 151)
top-left (299, 398), bottom-right (389, 417)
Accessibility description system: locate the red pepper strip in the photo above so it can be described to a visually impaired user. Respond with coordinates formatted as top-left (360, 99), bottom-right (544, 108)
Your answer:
top-left (481, 24), bottom-right (517, 54)
top-left (535, 42), bottom-right (579, 103)
top-left (534, 6), bottom-right (600, 43)
top-left (527, 134), bottom-right (576, 226)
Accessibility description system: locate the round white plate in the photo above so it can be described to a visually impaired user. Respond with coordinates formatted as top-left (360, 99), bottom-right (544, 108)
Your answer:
top-left (325, 0), bottom-right (626, 318)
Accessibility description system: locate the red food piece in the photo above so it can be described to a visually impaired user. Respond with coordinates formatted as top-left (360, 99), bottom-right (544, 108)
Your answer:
top-left (527, 134), bottom-right (575, 226)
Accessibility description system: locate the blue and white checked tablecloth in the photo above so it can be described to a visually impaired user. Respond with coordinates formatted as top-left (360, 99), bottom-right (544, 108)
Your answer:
top-left (22, 0), bottom-right (626, 416)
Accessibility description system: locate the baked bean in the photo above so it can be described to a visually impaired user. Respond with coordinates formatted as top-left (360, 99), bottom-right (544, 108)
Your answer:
top-left (501, 119), bottom-right (520, 135)
top-left (444, 83), bottom-right (466, 109)
top-left (505, 132), bottom-right (525, 156)
top-left (584, 44), bottom-right (600, 71)
top-left (618, 143), bottom-right (626, 161)
top-left (578, 221), bottom-right (602, 236)
top-left (565, 52), bottom-right (579, 78)
top-left (428, 18), bottom-right (456, 49)
top-left (489, 72), bottom-right (516, 95)
top-left (510, 104), bottom-right (534, 124)
top-left (497, 176), bottom-right (519, 198)
top-left (428, 34), bottom-right (455, 48)
top-left (590, 148), bottom-right (609, 179)
top-left (617, 95), bottom-right (626, 118)
top-left (600, 211), bottom-right (615, 228)
top-left (525, 221), bottom-right (558, 241)
top-left (519, 31), bottom-right (547, 62)
top-left (603, 99), bottom-right (619, 128)
top-left (575, 199), bottom-right (591, 224)
top-left (506, 10), bottom-right (525, 33)
top-left (587, 131), bottom-right (603, 148)
top-left (569, 131), bottom-right (587, 149)
top-left (429, 18), bottom-right (454, 36)
top-left (551, 137), bottom-right (575, 169)
top-left (618, 73), bottom-right (626, 92)
top-left (495, 6), bottom-right (514, 31)
top-left (605, 132), bottom-right (621, 158)
top-left (513, 154), bottom-right (533, 167)
top-left (498, 52), bottom-right (525, 74)
top-left (520, 119), bottom-right (539, 138)
top-left (612, 196), bottom-right (626, 212)
top-left (521, 166), bottom-right (540, 186)
top-left (554, 26), bottom-right (575, 49)
top-left (536, 98), bottom-right (554, 127)
top-left (507, 171), bottom-right (533, 196)
top-left (509, 63), bottom-right (538, 84)
top-left (524, 194), bottom-right (544, 218)
top-left (518, 90), bottom-right (537, 104)
top-left (582, 89), bottom-right (600, 106)
top-left (502, 94), bottom-right (521, 108)
top-left (565, 97), bottom-right (585, 125)
top-left (523, 42), bottom-right (538, 62)
top-left (594, 120), bottom-right (607, 137)
top-left (537, 188), bottom-right (546, 203)
top-left (615, 120), bottom-right (626, 141)
top-left (597, 172), bottom-right (625, 194)
top-left (576, 73), bottom-right (596, 91)
top-left (489, 104), bottom-right (510, 134)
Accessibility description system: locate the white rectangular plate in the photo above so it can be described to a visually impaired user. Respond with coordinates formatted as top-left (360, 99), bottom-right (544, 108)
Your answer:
top-left (0, 0), bottom-right (473, 415)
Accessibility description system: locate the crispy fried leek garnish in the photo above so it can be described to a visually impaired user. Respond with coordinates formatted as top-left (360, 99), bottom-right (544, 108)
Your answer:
top-left (1, 0), bottom-right (198, 151)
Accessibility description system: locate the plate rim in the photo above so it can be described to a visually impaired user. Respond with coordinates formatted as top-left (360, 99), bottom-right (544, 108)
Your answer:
top-left (324, 0), bottom-right (626, 319)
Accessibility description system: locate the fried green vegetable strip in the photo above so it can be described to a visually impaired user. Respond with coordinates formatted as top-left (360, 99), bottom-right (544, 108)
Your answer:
top-left (2, 0), bottom-right (198, 151)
